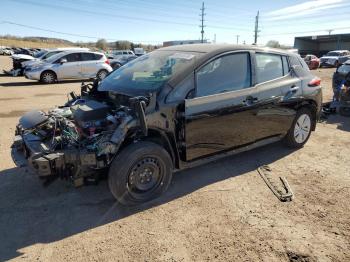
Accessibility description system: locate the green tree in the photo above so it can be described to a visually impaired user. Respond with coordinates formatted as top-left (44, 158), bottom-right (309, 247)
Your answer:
top-left (266, 40), bottom-right (281, 48)
top-left (96, 38), bottom-right (108, 50)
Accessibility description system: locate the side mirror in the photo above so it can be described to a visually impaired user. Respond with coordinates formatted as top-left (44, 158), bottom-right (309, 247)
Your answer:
top-left (60, 58), bottom-right (67, 64)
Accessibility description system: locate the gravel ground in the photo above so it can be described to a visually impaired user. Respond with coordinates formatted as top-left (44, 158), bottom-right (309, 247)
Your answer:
top-left (0, 56), bottom-right (349, 262)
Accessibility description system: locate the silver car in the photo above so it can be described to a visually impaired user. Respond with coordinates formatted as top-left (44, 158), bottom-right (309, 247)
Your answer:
top-left (24, 50), bottom-right (113, 83)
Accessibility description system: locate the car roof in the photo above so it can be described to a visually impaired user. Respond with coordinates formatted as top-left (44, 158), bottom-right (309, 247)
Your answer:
top-left (160, 44), bottom-right (297, 87)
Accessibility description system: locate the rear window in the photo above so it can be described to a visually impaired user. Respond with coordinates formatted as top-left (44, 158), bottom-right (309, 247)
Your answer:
top-left (81, 52), bottom-right (102, 61)
top-left (256, 53), bottom-right (284, 83)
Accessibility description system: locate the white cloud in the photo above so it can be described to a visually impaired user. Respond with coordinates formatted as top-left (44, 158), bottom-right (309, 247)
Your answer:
top-left (266, 0), bottom-right (348, 20)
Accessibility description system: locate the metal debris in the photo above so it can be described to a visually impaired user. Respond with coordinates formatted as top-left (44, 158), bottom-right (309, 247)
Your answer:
top-left (257, 165), bottom-right (294, 202)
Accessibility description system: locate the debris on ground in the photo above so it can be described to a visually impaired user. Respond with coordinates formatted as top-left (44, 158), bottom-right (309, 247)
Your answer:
top-left (257, 165), bottom-right (294, 202)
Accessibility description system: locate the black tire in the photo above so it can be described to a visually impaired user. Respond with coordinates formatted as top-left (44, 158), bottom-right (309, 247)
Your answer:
top-left (108, 141), bottom-right (173, 206)
top-left (284, 108), bottom-right (313, 148)
top-left (112, 63), bottom-right (122, 70)
top-left (339, 106), bottom-right (350, 117)
top-left (40, 71), bottom-right (56, 84)
top-left (96, 69), bottom-right (108, 81)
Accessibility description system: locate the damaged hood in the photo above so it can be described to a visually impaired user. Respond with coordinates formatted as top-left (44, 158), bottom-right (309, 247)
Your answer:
top-left (98, 79), bottom-right (160, 97)
top-left (12, 54), bottom-right (35, 60)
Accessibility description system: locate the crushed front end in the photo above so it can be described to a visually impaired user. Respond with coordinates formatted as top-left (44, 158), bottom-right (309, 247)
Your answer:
top-left (12, 82), bottom-right (146, 186)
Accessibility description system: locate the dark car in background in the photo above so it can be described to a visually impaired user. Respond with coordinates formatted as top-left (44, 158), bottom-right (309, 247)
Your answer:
top-left (320, 50), bottom-right (350, 67)
top-left (12, 44), bottom-right (322, 205)
top-left (333, 61), bottom-right (350, 99)
top-left (109, 55), bottom-right (137, 69)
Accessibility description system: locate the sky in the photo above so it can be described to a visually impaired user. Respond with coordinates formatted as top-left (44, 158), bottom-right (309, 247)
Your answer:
top-left (1, 0), bottom-right (350, 46)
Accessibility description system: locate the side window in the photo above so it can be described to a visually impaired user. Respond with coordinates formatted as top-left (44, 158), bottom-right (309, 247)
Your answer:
top-left (81, 52), bottom-right (97, 61)
top-left (123, 51), bottom-right (128, 55)
top-left (256, 53), bottom-right (283, 83)
top-left (65, 53), bottom-right (82, 62)
top-left (196, 52), bottom-right (251, 97)
top-left (282, 56), bottom-right (290, 75)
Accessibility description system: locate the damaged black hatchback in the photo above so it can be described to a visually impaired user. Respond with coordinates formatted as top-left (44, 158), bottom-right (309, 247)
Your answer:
top-left (12, 44), bottom-right (322, 205)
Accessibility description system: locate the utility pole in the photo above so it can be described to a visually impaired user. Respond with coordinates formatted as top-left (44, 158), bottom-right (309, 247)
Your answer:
top-left (199, 2), bottom-right (206, 43)
top-left (254, 11), bottom-right (260, 45)
top-left (213, 34), bottom-right (216, 44)
top-left (236, 35), bottom-right (240, 44)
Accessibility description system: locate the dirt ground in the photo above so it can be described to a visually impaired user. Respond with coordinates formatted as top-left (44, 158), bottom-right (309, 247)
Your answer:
top-left (0, 56), bottom-right (349, 262)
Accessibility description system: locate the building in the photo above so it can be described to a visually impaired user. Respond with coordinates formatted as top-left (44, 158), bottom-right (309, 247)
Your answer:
top-left (163, 40), bottom-right (208, 47)
top-left (294, 33), bottom-right (350, 57)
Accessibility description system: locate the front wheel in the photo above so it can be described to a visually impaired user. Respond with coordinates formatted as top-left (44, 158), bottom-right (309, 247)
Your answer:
top-left (40, 71), bottom-right (56, 84)
top-left (284, 108), bottom-right (313, 148)
top-left (108, 141), bottom-right (173, 206)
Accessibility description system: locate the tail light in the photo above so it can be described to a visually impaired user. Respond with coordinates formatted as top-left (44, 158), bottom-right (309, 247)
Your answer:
top-left (105, 59), bottom-right (110, 65)
top-left (308, 78), bottom-right (321, 87)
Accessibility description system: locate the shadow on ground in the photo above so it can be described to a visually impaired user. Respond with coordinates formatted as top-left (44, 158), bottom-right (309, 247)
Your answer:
top-left (323, 114), bottom-right (350, 132)
top-left (0, 79), bottom-right (83, 87)
top-left (0, 142), bottom-right (294, 260)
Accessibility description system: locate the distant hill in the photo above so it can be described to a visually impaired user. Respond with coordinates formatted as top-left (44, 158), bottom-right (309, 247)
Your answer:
top-left (0, 35), bottom-right (76, 48)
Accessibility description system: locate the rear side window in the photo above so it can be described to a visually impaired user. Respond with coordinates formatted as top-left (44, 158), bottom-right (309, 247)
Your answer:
top-left (289, 56), bottom-right (303, 67)
top-left (282, 56), bottom-right (290, 75)
top-left (196, 52), bottom-right (251, 97)
top-left (256, 53), bottom-right (283, 83)
top-left (81, 52), bottom-right (97, 61)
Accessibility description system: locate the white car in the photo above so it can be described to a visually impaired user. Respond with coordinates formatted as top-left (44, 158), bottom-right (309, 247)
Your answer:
top-left (1, 48), bottom-right (14, 55)
top-left (24, 50), bottom-right (113, 83)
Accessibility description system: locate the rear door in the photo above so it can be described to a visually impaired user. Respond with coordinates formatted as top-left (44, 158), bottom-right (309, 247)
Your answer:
top-left (80, 52), bottom-right (102, 77)
top-left (55, 53), bottom-right (82, 79)
top-left (184, 51), bottom-right (257, 161)
top-left (250, 52), bottom-right (302, 138)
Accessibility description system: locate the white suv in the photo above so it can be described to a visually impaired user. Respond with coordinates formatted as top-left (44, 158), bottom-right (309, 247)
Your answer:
top-left (24, 50), bottom-right (113, 83)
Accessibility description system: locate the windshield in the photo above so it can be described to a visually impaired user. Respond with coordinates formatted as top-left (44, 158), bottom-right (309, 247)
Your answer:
top-left (326, 52), bottom-right (341, 57)
top-left (99, 50), bottom-right (200, 94)
top-left (337, 64), bottom-right (350, 74)
top-left (34, 50), bottom-right (47, 58)
top-left (44, 52), bottom-right (64, 63)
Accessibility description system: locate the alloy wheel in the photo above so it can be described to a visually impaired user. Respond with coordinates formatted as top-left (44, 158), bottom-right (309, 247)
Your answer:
top-left (294, 114), bottom-right (311, 144)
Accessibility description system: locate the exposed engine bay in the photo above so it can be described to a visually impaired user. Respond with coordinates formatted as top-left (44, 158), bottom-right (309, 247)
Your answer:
top-left (13, 81), bottom-right (150, 186)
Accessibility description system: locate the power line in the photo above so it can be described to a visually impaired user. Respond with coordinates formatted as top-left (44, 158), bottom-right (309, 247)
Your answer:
top-left (10, 0), bottom-right (249, 32)
top-left (261, 26), bottom-right (350, 37)
top-left (0, 20), bottom-right (164, 43)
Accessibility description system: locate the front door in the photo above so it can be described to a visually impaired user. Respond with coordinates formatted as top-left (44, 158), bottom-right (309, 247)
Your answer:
top-left (184, 52), bottom-right (257, 161)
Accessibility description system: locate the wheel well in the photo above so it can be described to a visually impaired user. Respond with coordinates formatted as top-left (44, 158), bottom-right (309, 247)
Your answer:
top-left (40, 70), bottom-right (57, 80)
top-left (297, 100), bottom-right (318, 130)
top-left (119, 129), bottom-right (179, 169)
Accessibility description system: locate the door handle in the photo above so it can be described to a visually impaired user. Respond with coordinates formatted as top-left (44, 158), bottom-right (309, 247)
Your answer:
top-left (290, 85), bottom-right (300, 93)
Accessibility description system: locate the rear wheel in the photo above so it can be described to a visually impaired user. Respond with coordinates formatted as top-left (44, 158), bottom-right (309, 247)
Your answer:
top-left (112, 63), bottom-right (122, 70)
top-left (284, 108), bottom-right (313, 148)
top-left (40, 71), bottom-right (56, 84)
top-left (96, 69), bottom-right (108, 81)
top-left (108, 141), bottom-right (173, 206)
